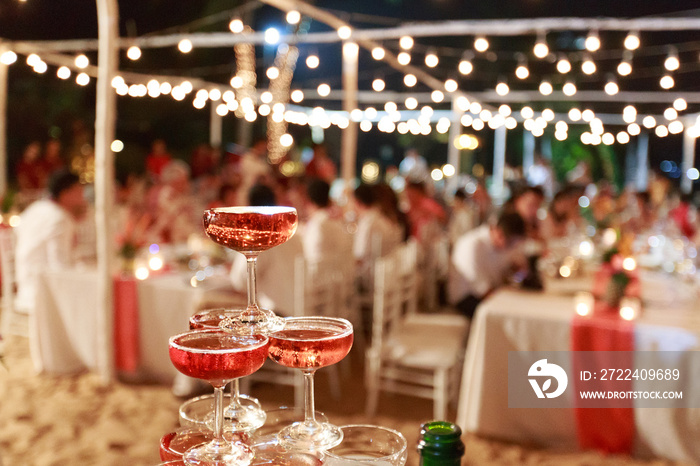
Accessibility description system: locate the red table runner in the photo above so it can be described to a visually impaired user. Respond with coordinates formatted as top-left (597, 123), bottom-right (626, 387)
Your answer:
top-left (571, 302), bottom-right (635, 454)
top-left (113, 276), bottom-right (140, 373)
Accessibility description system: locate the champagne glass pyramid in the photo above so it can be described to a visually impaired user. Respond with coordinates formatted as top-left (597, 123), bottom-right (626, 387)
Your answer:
top-left (202, 206), bottom-right (298, 335)
top-left (189, 307), bottom-right (267, 432)
top-left (169, 329), bottom-right (269, 465)
top-left (268, 316), bottom-right (354, 451)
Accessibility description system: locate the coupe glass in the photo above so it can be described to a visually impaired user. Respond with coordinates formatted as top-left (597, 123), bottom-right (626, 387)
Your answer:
top-left (169, 329), bottom-right (269, 465)
top-left (268, 317), bottom-right (354, 450)
top-left (324, 425), bottom-right (408, 465)
top-left (202, 206), bottom-right (297, 335)
top-left (189, 307), bottom-right (266, 432)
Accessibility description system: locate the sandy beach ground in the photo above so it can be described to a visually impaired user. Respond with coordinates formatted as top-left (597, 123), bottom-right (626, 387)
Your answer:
top-left (0, 334), bottom-right (689, 466)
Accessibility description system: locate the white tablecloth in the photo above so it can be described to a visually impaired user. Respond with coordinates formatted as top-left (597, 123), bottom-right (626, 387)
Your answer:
top-left (456, 271), bottom-right (700, 463)
top-left (30, 267), bottom-right (232, 383)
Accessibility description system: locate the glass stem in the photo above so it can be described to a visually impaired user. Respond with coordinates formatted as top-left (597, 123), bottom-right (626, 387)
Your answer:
top-left (246, 255), bottom-right (258, 310)
top-left (213, 385), bottom-right (225, 441)
top-left (230, 379), bottom-right (242, 409)
top-left (303, 369), bottom-right (317, 425)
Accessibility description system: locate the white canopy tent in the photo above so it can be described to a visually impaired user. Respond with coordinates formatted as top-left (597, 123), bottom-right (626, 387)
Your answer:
top-left (1, 1), bottom-right (700, 382)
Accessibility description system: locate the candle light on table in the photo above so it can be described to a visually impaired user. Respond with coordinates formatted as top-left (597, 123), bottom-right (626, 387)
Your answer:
top-left (135, 260), bottom-right (150, 280)
top-left (574, 291), bottom-right (594, 316)
top-left (619, 297), bottom-right (641, 321)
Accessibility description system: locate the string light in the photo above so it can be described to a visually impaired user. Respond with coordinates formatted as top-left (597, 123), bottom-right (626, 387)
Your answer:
top-left (515, 62), bottom-right (529, 79)
top-left (399, 36), bottom-right (414, 50)
top-left (229, 18), bottom-right (244, 33)
top-left (642, 116), bottom-right (657, 128)
top-left (496, 81), bottom-right (509, 96)
top-left (568, 108), bottom-right (582, 121)
top-left (655, 125), bottom-right (669, 137)
top-left (372, 78), bottom-right (385, 92)
top-left (624, 31), bottom-right (640, 50)
top-left (425, 49), bottom-right (439, 68)
top-left (266, 66), bottom-right (279, 80)
top-left (582, 109), bottom-right (595, 122)
top-left (556, 55), bottom-right (571, 74)
top-left (664, 107), bottom-right (678, 120)
top-left (317, 83), bottom-right (330, 96)
top-left (581, 55), bottom-right (596, 75)
top-left (668, 120), bottom-right (684, 134)
top-left (286, 10), bottom-right (301, 24)
top-left (602, 133), bottom-right (614, 145)
top-left (431, 90), bottom-right (445, 102)
top-left (0, 50), bottom-right (17, 65)
top-left (563, 81), bottom-right (577, 96)
top-left (397, 52), bottom-right (411, 65)
top-left (76, 72), bottom-right (90, 86)
top-left (673, 98), bottom-right (688, 111)
top-left (533, 32), bottom-right (549, 58)
top-left (75, 54), bottom-right (89, 69)
top-left (623, 105), bottom-right (637, 123)
top-left (521, 106), bottom-right (534, 119)
top-left (290, 89), bottom-right (303, 103)
top-left (371, 47), bottom-right (385, 60)
top-left (405, 97), bottom-right (418, 109)
top-left (178, 39), bottom-right (193, 53)
top-left (306, 54), bottom-right (319, 69)
top-left (33, 60), bottom-right (47, 73)
top-left (264, 28), bottom-right (281, 44)
top-left (499, 104), bottom-right (512, 116)
top-left (628, 123), bottom-right (641, 136)
top-left (126, 46), bottom-right (141, 61)
top-left (404, 74), bottom-right (417, 87)
top-left (444, 78), bottom-right (458, 92)
top-left (604, 76), bottom-right (619, 95)
top-left (660, 74), bottom-right (674, 89)
top-left (337, 26), bottom-right (352, 40)
top-left (542, 109), bottom-right (555, 121)
top-left (474, 36), bottom-right (489, 52)
top-left (56, 66), bottom-right (71, 79)
top-left (617, 131), bottom-right (630, 144)
top-left (458, 53), bottom-right (473, 75)
top-left (539, 80), bottom-right (553, 95)
top-left (585, 31), bottom-right (601, 52)
top-left (617, 58), bottom-right (632, 76)
top-left (664, 47), bottom-right (679, 71)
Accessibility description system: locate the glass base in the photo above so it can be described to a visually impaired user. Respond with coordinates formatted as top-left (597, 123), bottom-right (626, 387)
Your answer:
top-left (277, 420), bottom-right (343, 451)
top-left (183, 438), bottom-right (253, 466)
top-left (224, 397), bottom-right (267, 433)
top-left (179, 393), bottom-right (263, 432)
top-left (220, 308), bottom-right (285, 335)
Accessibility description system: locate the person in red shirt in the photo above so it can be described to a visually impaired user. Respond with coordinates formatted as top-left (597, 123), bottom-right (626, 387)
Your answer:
top-left (16, 141), bottom-right (48, 192)
top-left (145, 139), bottom-right (173, 182)
top-left (304, 143), bottom-right (337, 183)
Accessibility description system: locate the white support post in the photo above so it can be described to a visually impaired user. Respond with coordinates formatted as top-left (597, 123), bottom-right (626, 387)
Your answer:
top-left (681, 126), bottom-right (697, 194)
top-left (341, 41), bottom-right (359, 186)
top-left (0, 44), bottom-right (7, 198)
top-left (522, 130), bottom-right (535, 182)
top-left (209, 103), bottom-right (222, 149)
top-left (636, 131), bottom-right (649, 192)
top-left (447, 98), bottom-right (461, 173)
top-left (493, 126), bottom-right (507, 203)
top-left (94, 0), bottom-right (119, 384)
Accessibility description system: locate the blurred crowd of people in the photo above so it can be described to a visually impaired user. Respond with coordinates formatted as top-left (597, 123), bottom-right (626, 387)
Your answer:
top-left (9, 138), bottom-right (700, 322)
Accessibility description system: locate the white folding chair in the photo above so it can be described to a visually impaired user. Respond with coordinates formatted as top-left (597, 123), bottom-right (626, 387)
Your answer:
top-left (365, 240), bottom-right (469, 420)
top-left (0, 228), bottom-right (29, 338)
top-left (241, 254), bottom-right (348, 407)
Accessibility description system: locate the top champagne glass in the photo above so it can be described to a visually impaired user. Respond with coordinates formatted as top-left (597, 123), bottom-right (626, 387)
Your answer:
top-left (203, 206), bottom-right (298, 334)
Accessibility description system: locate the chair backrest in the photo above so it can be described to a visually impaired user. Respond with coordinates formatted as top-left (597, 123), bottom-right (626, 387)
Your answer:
top-left (0, 228), bottom-right (16, 314)
top-left (371, 239), bottom-right (418, 349)
top-left (294, 254), bottom-right (355, 321)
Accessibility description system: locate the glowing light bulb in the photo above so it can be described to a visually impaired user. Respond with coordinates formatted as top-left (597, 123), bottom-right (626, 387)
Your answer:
top-left (397, 52), bottom-right (411, 65)
top-left (403, 74), bottom-right (417, 87)
top-left (642, 116), bottom-right (657, 128)
top-left (126, 46), bottom-right (141, 61)
top-left (400, 36), bottom-right (414, 50)
top-left (372, 78), bottom-right (385, 92)
top-left (474, 37), bottom-right (489, 52)
top-left (563, 82), bottom-right (577, 96)
top-left (286, 10), bottom-right (301, 24)
top-left (496, 82), bottom-right (509, 96)
top-left (660, 74), bottom-right (674, 89)
top-left (568, 108), bottom-right (582, 121)
top-left (673, 98), bottom-right (687, 111)
top-left (533, 39), bottom-right (549, 59)
top-left (585, 31), bottom-right (600, 52)
top-left (229, 18), bottom-right (244, 33)
top-left (178, 39), bottom-right (193, 53)
top-left (306, 54), bottom-right (319, 69)
top-left (337, 26), bottom-right (352, 40)
top-left (581, 58), bottom-right (596, 75)
top-left (617, 60), bottom-right (632, 76)
top-left (459, 59), bottom-right (473, 75)
top-left (264, 28), bottom-right (280, 44)
top-left (75, 54), bottom-right (89, 69)
top-left (317, 83), bottom-right (331, 96)
top-left (539, 80), bottom-right (553, 95)
top-left (664, 52), bottom-right (679, 71)
top-left (624, 32), bottom-right (640, 50)
top-left (604, 80), bottom-right (619, 95)
top-left (557, 56), bottom-right (571, 74)
top-left (515, 64), bottom-right (529, 79)
top-left (372, 47), bottom-right (385, 60)
top-left (444, 79), bottom-right (458, 93)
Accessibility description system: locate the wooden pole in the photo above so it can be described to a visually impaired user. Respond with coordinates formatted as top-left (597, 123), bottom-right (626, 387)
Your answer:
top-left (94, 0), bottom-right (119, 384)
top-left (493, 126), bottom-right (507, 203)
top-left (209, 103), bottom-right (222, 149)
top-left (0, 44), bottom-right (7, 199)
top-left (681, 126), bottom-right (697, 194)
top-left (341, 41), bottom-right (359, 186)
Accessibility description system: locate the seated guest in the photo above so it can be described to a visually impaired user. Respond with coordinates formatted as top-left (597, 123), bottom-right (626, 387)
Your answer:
top-left (229, 184), bottom-right (304, 315)
top-left (301, 178), bottom-right (352, 265)
top-left (502, 186), bottom-right (545, 241)
top-left (448, 211), bottom-right (526, 319)
top-left (15, 170), bottom-right (87, 311)
top-left (352, 183), bottom-right (403, 279)
top-left (447, 189), bottom-right (475, 246)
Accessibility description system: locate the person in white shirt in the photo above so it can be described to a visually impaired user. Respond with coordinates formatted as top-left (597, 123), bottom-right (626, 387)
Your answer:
top-left (448, 211), bottom-right (526, 318)
top-left (15, 170), bottom-right (87, 312)
top-left (398, 147), bottom-right (429, 183)
top-left (301, 178), bottom-right (352, 265)
top-left (229, 184), bottom-right (303, 316)
top-left (352, 183), bottom-right (402, 282)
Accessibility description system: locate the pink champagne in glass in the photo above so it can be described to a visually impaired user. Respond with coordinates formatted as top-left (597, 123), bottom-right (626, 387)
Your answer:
top-left (188, 307), bottom-right (267, 432)
top-left (203, 206), bottom-right (297, 254)
top-left (202, 206), bottom-right (298, 334)
top-left (169, 330), bottom-right (269, 465)
top-left (269, 317), bottom-right (353, 451)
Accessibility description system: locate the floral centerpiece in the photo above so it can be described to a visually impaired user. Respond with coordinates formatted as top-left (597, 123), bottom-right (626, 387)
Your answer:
top-left (591, 229), bottom-right (640, 310)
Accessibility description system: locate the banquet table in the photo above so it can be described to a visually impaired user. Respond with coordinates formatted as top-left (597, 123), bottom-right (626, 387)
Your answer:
top-left (30, 266), bottom-right (237, 384)
top-left (456, 271), bottom-right (700, 463)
